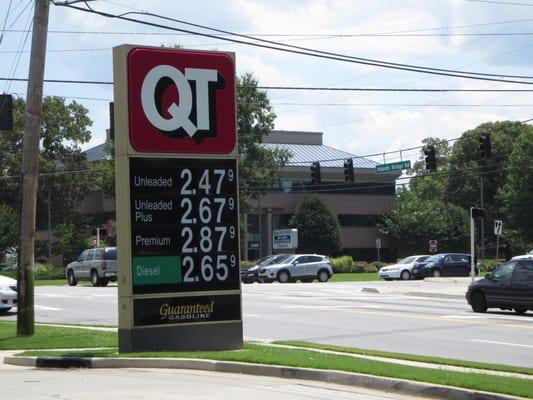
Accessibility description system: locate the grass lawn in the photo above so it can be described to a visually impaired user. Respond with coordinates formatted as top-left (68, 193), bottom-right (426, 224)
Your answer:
top-left (276, 341), bottom-right (533, 376)
top-left (0, 321), bottom-right (117, 350)
top-left (2, 321), bottom-right (532, 398)
top-left (17, 343), bottom-right (533, 399)
top-left (34, 279), bottom-right (68, 286)
top-left (330, 272), bottom-right (379, 282)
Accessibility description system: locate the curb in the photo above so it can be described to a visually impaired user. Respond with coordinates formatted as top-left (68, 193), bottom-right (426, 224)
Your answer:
top-left (5, 356), bottom-right (525, 400)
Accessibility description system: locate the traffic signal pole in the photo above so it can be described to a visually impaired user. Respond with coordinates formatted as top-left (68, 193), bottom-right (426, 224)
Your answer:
top-left (18, 0), bottom-right (50, 336)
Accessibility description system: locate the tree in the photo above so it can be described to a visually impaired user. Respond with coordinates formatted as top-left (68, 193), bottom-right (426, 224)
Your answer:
top-left (0, 205), bottom-right (18, 260)
top-left (378, 188), bottom-right (469, 256)
top-left (0, 97), bottom-right (97, 229)
top-left (289, 195), bottom-right (341, 255)
top-left (52, 218), bottom-right (90, 265)
top-left (237, 73), bottom-right (291, 212)
top-left (498, 130), bottom-right (533, 246)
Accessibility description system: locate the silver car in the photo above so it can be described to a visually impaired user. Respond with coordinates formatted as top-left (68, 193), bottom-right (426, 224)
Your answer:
top-left (66, 247), bottom-right (117, 287)
top-left (258, 254), bottom-right (333, 283)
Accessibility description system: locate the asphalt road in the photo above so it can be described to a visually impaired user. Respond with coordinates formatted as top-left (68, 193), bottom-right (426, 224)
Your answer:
top-left (0, 363), bottom-right (423, 400)
top-left (2, 281), bottom-right (533, 367)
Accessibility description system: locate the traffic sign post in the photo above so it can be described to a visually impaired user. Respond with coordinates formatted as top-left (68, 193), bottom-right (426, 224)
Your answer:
top-left (494, 220), bottom-right (503, 263)
top-left (113, 46), bottom-right (242, 352)
top-left (429, 240), bottom-right (438, 253)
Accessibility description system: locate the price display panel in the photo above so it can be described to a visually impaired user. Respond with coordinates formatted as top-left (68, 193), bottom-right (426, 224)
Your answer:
top-left (130, 157), bottom-right (240, 295)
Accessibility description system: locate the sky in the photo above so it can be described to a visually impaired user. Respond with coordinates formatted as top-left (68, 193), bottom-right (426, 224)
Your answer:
top-left (1, 0), bottom-right (533, 166)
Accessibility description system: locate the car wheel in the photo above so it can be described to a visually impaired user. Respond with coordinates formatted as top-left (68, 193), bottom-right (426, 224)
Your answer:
top-left (0, 308), bottom-right (11, 314)
top-left (277, 270), bottom-right (290, 283)
top-left (100, 278), bottom-right (109, 287)
top-left (432, 269), bottom-right (441, 278)
top-left (470, 291), bottom-right (487, 313)
top-left (90, 270), bottom-right (101, 287)
top-left (514, 306), bottom-right (528, 315)
top-left (317, 269), bottom-right (329, 283)
top-left (67, 270), bottom-right (77, 286)
top-left (400, 270), bottom-right (411, 280)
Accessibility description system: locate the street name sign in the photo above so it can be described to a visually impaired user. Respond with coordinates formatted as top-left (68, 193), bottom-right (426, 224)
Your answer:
top-left (113, 45), bottom-right (242, 352)
top-left (375, 160), bottom-right (411, 173)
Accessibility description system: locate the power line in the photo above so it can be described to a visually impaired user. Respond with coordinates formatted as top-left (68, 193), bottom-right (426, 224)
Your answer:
top-left (466, 0), bottom-right (533, 6)
top-left (0, 0), bottom-right (14, 47)
top-left (51, 2), bottom-right (533, 85)
top-left (4, 77), bottom-right (533, 92)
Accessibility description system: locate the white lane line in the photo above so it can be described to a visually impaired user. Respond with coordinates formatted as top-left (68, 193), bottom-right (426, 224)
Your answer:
top-left (35, 305), bottom-right (62, 311)
top-left (282, 305), bottom-right (382, 309)
top-left (471, 339), bottom-right (533, 349)
top-left (443, 315), bottom-right (489, 319)
top-left (243, 313), bottom-right (261, 318)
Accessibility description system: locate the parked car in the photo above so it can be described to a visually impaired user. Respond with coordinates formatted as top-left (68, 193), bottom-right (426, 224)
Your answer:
top-left (0, 275), bottom-right (17, 314)
top-left (378, 255), bottom-right (431, 281)
top-left (414, 253), bottom-right (476, 278)
top-left (241, 254), bottom-right (290, 283)
top-left (258, 254), bottom-right (333, 283)
top-left (66, 247), bottom-right (117, 287)
top-left (466, 256), bottom-right (533, 314)
top-left (0, 263), bottom-right (10, 271)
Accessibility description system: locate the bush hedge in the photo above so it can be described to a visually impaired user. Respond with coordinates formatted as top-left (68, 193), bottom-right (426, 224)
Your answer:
top-left (0, 263), bottom-right (64, 280)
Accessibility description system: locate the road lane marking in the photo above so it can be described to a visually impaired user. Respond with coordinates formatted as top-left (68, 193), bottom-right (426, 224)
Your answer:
top-left (279, 306), bottom-right (533, 330)
top-left (35, 305), bottom-right (61, 311)
top-left (471, 339), bottom-right (533, 349)
top-left (282, 305), bottom-right (382, 309)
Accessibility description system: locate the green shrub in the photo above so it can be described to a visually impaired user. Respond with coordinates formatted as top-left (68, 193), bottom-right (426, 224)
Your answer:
top-left (351, 261), bottom-right (379, 273)
top-left (478, 258), bottom-right (501, 272)
top-left (0, 263), bottom-right (65, 280)
top-left (330, 255), bottom-right (353, 273)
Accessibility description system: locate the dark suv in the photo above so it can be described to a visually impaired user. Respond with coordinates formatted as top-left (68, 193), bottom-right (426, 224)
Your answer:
top-left (466, 256), bottom-right (533, 314)
top-left (414, 253), bottom-right (476, 278)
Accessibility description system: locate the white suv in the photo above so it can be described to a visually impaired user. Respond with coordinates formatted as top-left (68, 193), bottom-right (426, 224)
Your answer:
top-left (66, 247), bottom-right (117, 287)
top-left (258, 254), bottom-right (333, 283)
top-left (0, 275), bottom-right (17, 313)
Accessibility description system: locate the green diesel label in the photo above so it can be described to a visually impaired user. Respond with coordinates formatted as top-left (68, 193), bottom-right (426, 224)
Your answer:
top-left (132, 256), bottom-right (181, 285)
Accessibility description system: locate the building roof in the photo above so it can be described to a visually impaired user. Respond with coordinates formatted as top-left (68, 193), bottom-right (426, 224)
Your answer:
top-left (82, 130), bottom-right (377, 169)
top-left (263, 143), bottom-right (377, 169)
top-left (84, 143), bottom-right (106, 162)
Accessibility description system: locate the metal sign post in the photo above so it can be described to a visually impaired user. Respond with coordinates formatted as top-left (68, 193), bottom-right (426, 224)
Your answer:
top-left (494, 220), bottom-right (503, 263)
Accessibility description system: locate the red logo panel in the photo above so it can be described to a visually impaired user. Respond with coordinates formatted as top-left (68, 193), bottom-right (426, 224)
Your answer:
top-left (127, 47), bottom-right (236, 154)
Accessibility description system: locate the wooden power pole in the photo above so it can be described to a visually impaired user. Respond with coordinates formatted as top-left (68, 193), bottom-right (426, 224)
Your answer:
top-left (17, 0), bottom-right (50, 336)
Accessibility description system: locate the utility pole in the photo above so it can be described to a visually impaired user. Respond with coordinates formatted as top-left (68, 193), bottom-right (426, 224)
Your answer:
top-left (18, 0), bottom-right (50, 336)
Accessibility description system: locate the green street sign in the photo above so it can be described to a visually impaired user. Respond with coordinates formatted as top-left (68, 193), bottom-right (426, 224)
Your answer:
top-left (375, 160), bottom-right (411, 173)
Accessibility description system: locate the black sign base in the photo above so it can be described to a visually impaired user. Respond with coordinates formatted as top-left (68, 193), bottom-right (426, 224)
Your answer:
top-left (118, 321), bottom-right (243, 353)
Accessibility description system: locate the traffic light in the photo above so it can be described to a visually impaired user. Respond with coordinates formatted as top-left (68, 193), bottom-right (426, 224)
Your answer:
top-left (470, 207), bottom-right (485, 219)
top-left (343, 158), bottom-right (354, 182)
top-left (479, 134), bottom-right (492, 159)
top-left (310, 161), bottom-right (321, 184)
top-left (424, 145), bottom-right (437, 172)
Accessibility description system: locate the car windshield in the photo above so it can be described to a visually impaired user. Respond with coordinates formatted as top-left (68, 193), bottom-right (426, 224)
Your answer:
top-left (399, 256), bottom-right (417, 264)
top-left (417, 256), bottom-right (430, 262)
top-left (282, 255), bottom-right (298, 264)
top-left (105, 248), bottom-right (117, 260)
top-left (268, 255), bottom-right (291, 265)
top-left (258, 256), bottom-right (277, 266)
top-left (427, 255), bottom-right (443, 262)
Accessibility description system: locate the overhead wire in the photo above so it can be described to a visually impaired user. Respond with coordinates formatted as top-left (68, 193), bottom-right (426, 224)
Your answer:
top-left (51, 2), bottom-right (533, 85)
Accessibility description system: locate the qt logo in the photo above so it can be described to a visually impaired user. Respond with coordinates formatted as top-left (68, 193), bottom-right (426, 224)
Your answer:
top-left (140, 65), bottom-right (224, 142)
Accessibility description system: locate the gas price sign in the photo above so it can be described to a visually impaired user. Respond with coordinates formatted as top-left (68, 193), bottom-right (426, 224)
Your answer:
top-left (130, 158), bottom-right (239, 294)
